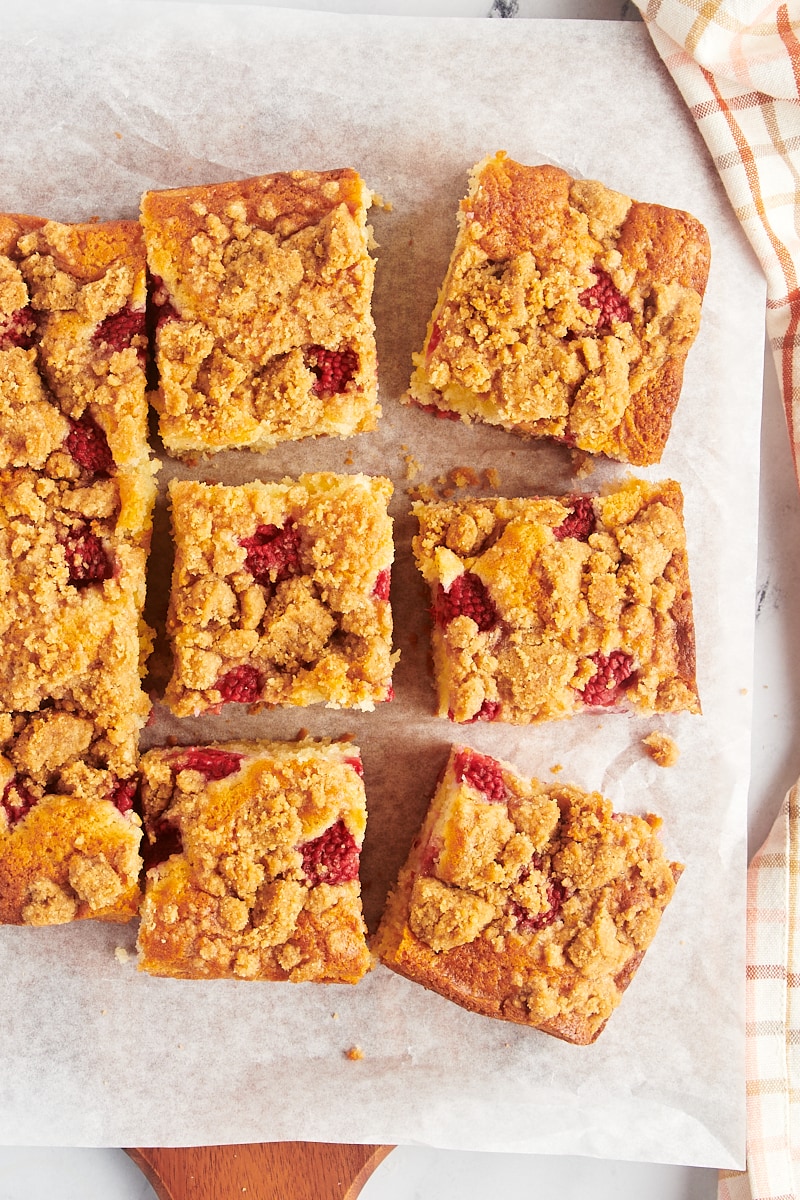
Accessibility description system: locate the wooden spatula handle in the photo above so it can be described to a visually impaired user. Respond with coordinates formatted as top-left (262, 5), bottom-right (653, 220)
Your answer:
top-left (126, 1143), bottom-right (394, 1200)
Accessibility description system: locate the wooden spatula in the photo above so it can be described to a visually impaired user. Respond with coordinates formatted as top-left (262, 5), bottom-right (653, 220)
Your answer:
top-left (126, 1143), bottom-right (394, 1200)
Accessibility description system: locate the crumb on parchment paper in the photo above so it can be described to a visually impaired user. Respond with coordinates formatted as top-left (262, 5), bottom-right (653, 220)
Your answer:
top-left (114, 946), bottom-right (130, 964)
top-left (643, 732), bottom-right (680, 768)
top-left (570, 449), bottom-right (596, 479)
top-left (345, 1046), bottom-right (364, 1061)
top-left (403, 451), bottom-right (421, 481)
top-left (406, 466), bottom-right (501, 501)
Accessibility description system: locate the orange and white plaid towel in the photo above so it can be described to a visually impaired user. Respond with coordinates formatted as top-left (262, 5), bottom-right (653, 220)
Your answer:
top-left (631, 5), bottom-right (800, 1196)
top-left (716, 783), bottom-right (800, 1200)
top-left (634, 0), bottom-right (800, 485)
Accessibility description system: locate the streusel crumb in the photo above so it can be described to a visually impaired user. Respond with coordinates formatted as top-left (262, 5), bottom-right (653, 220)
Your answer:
top-left (643, 732), bottom-right (680, 767)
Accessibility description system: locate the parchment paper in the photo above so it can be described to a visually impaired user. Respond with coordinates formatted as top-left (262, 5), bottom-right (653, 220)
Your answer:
top-left (0, 2), bottom-right (766, 1168)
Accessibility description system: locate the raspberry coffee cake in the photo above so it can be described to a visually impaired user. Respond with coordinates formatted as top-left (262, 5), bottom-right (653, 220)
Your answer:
top-left (412, 478), bottom-right (699, 723)
top-left (407, 152), bottom-right (710, 465)
top-left (0, 466), bottom-right (155, 719)
top-left (0, 707), bottom-right (144, 925)
top-left (374, 745), bottom-right (681, 1043)
top-left (141, 169), bottom-right (379, 457)
top-left (0, 214), bottom-right (152, 474)
top-left (137, 738), bottom-right (372, 982)
top-left (164, 473), bottom-right (397, 716)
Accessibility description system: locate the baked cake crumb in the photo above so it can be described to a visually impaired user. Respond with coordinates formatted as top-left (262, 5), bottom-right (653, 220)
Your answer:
top-left (374, 744), bottom-right (682, 1043)
top-left (643, 731), bottom-right (680, 768)
top-left (137, 738), bottom-right (372, 982)
top-left (345, 1045), bottom-right (364, 1060)
top-left (570, 451), bottom-right (596, 480)
top-left (406, 152), bottom-right (710, 466)
top-left (403, 452), bottom-right (421, 481)
top-left (412, 477), bottom-right (699, 723)
top-left (164, 473), bottom-right (397, 716)
top-left (407, 482), bottom-right (437, 503)
top-left (141, 169), bottom-right (380, 458)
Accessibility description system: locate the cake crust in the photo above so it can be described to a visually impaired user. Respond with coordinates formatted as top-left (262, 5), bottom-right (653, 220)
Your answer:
top-left (407, 153), bottom-right (710, 466)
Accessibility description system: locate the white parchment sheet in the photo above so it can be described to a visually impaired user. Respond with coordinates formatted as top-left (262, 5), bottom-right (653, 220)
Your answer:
top-left (0, 2), bottom-right (766, 1167)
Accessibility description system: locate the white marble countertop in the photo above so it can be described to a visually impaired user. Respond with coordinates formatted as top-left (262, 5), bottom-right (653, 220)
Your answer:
top-left (2, 0), bottom-right (796, 1196)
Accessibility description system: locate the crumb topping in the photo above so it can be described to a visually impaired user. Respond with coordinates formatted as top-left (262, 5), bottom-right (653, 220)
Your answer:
top-left (407, 153), bottom-right (710, 466)
top-left (164, 473), bottom-right (397, 716)
top-left (137, 739), bottom-right (371, 983)
top-left (141, 169), bottom-right (379, 457)
top-left (375, 745), bottom-right (681, 1043)
top-left (412, 478), bottom-right (699, 723)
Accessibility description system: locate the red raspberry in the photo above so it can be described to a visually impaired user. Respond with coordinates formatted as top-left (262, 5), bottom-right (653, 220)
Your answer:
top-left (110, 776), bottom-right (138, 815)
top-left (92, 304), bottom-right (146, 360)
top-left (215, 665), bottom-right (263, 705)
top-left (554, 496), bottom-right (595, 542)
top-left (344, 756), bottom-right (364, 777)
top-left (453, 749), bottom-right (507, 803)
top-left (142, 817), bottom-right (183, 872)
top-left (61, 525), bottom-right (113, 587)
top-left (581, 650), bottom-right (635, 707)
top-left (433, 572), bottom-right (497, 632)
top-left (579, 268), bottom-right (632, 330)
top-left (414, 401), bottom-right (461, 421)
top-left (174, 747), bottom-right (244, 781)
top-left (240, 520), bottom-right (302, 585)
top-left (65, 413), bottom-right (113, 476)
top-left (426, 319), bottom-right (443, 358)
top-left (145, 272), bottom-right (179, 389)
top-left (372, 568), bottom-right (391, 601)
top-left (306, 346), bottom-right (358, 397)
top-left (0, 305), bottom-right (36, 351)
top-left (509, 881), bottom-right (564, 933)
top-left (1, 777), bottom-right (37, 826)
top-left (458, 699), bottom-right (501, 723)
top-left (147, 272), bottom-right (180, 330)
top-left (301, 819), bottom-right (360, 887)
top-left (419, 842), bottom-right (441, 876)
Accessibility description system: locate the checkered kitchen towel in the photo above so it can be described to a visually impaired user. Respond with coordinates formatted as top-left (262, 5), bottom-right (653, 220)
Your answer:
top-left (630, 5), bottom-right (800, 1196)
top-left (634, 0), bottom-right (800, 488)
